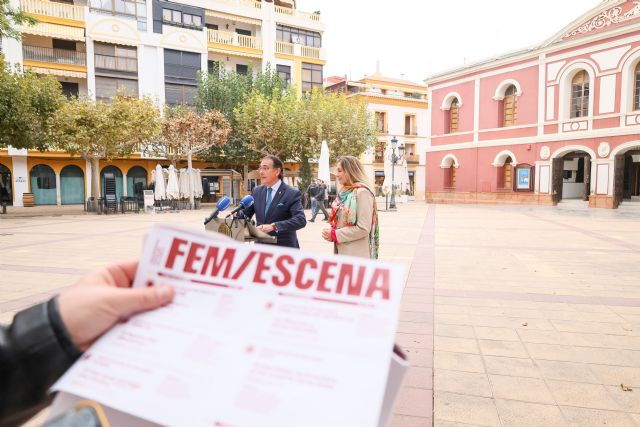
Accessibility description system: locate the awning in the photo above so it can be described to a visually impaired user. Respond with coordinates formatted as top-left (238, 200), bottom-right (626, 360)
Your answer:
top-left (205, 10), bottom-right (261, 26)
top-left (208, 47), bottom-right (262, 59)
top-left (90, 35), bottom-right (138, 47)
top-left (27, 66), bottom-right (87, 79)
top-left (21, 22), bottom-right (84, 41)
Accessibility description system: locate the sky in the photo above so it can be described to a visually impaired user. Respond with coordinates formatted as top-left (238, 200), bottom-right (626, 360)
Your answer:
top-left (296, 0), bottom-right (603, 83)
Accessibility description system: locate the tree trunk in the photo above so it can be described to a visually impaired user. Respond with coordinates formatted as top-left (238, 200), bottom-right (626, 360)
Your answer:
top-left (187, 150), bottom-right (194, 209)
top-left (243, 164), bottom-right (249, 193)
top-left (91, 157), bottom-right (100, 210)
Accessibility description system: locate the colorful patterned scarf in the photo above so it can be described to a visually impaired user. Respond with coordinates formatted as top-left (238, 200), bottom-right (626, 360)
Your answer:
top-left (329, 183), bottom-right (380, 259)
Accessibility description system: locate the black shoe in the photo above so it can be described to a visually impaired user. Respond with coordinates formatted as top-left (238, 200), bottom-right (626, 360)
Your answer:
top-left (308, 219), bottom-right (315, 222)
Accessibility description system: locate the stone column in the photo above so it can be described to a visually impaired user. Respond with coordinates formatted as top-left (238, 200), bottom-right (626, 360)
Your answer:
top-left (55, 172), bottom-right (62, 206)
top-left (123, 173), bottom-right (128, 197)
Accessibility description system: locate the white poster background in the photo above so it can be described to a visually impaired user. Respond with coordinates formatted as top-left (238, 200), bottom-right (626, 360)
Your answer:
top-left (52, 225), bottom-right (405, 427)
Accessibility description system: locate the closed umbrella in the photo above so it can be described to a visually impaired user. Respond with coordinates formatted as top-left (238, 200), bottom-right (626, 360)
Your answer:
top-left (381, 143), bottom-right (393, 195)
top-left (194, 169), bottom-right (203, 198)
top-left (166, 165), bottom-right (180, 200)
top-left (153, 164), bottom-right (166, 200)
top-left (178, 168), bottom-right (189, 199)
top-left (400, 159), bottom-right (410, 193)
top-left (318, 140), bottom-right (331, 185)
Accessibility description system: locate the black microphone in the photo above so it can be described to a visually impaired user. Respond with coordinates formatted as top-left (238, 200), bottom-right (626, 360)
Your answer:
top-left (204, 196), bottom-right (231, 225)
top-left (229, 195), bottom-right (255, 216)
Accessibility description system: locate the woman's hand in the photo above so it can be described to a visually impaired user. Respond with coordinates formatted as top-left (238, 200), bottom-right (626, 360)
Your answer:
top-left (58, 260), bottom-right (175, 351)
top-left (322, 228), bottom-right (333, 242)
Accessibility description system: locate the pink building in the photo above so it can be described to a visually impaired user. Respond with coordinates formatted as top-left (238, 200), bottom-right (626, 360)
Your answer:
top-left (425, 0), bottom-right (640, 209)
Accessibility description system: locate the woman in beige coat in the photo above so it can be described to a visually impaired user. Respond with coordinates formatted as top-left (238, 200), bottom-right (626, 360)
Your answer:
top-left (322, 156), bottom-right (379, 259)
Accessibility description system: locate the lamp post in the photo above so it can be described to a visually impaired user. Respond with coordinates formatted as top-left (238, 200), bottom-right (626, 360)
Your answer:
top-left (389, 136), bottom-right (405, 210)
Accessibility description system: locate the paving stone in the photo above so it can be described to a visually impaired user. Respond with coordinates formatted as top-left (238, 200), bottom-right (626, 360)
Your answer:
top-left (478, 340), bottom-right (528, 358)
top-left (546, 380), bottom-right (622, 411)
top-left (434, 351), bottom-right (485, 373)
top-left (483, 355), bottom-right (541, 378)
top-left (434, 369), bottom-right (492, 398)
top-left (560, 406), bottom-right (636, 427)
top-left (494, 399), bottom-right (567, 427)
top-left (488, 374), bottom-right (555, 404)
top-left (434, 391), bottom-right (500, 427)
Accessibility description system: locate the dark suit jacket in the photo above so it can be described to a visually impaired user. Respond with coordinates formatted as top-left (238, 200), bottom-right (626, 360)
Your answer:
top-left (241, 182), bottom-right (306, 248)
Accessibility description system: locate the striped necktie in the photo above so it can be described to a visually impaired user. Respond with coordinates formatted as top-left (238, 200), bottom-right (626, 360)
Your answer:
top-left (264, 187), bottom-right (272, 217)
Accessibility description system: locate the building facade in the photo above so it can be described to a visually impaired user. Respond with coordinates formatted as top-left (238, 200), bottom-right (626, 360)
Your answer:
top-left (425, 0), bottom-right (640, 209)
top-left (0, 0), bottom-right (325, 206)
top-left (326, 73), bottom-right (429, 201)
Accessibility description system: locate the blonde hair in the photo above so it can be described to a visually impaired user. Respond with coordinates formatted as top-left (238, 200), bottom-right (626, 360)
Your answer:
top-left (336, 156), bottom-right (371, 187)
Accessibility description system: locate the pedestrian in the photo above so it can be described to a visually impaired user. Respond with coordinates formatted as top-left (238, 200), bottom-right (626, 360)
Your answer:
top-left (309, 178), bottom-right (329, 222)
top-left (0, 260), bottom-right (175, 427)
top-left (322, 156), bottom-right (379, 259)
top-left (240, 155), bottom-right (306, 248)
top-left (306, 179), bottom-right (319, 219)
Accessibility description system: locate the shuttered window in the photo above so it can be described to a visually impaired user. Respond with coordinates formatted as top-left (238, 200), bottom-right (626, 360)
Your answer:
top-left (449, 99), bottom-right (459, 133)
top-left (634, 63), bottom-right (640, 111)
top-left (503, 85), bottom-right (517, 127)
top-left (95, 76), bottom-right (138, 101)
top-left (570, 71), bottom-right (589, 118)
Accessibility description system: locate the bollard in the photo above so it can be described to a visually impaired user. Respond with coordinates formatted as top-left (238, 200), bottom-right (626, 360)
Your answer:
top-left (1, 202), bottom-right (6, 214)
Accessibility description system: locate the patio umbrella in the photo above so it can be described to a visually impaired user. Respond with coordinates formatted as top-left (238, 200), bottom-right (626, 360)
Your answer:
top-left (178, 168), bottom-right (189, 199)
top-left (318, 140), bottom-right (331, 185)
top-left (193, 169), bottom-right (203, 198)
top-left (153, 164), bottom-right (166, 201)
top-left (166, 165), bottom-right (180, 200)
top-left (400, 158), bottom-right (410, 193)
top-left (381, 143), bottom-right (393, 195)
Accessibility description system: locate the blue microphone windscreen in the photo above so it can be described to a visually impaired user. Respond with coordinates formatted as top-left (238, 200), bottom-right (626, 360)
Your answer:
top-left (217, 196), bottom-right (231, 210)
top-left (240, 195), bottom-right (255, 208)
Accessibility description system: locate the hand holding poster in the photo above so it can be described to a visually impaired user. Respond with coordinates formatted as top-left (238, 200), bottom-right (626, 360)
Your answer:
top-left (50, 224), bottom-right (406, 427)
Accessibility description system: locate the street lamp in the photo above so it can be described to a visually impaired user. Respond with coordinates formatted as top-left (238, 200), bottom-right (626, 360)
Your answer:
top-left (389, 136), bottom-right (405, 210)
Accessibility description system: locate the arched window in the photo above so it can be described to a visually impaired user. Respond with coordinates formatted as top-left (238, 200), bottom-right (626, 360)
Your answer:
top-left (570, 71), bottom-right (589, 118)
top-left (448, 99), bottom-right (459, 133)
top-left (503, 85), bottom-right (517, 127)
top-left (445, 165), bottom-right (456, 188)
top-left (634, 62), bottom-right (640, 111)
top-left (503, 157), bottom-right (513, 189)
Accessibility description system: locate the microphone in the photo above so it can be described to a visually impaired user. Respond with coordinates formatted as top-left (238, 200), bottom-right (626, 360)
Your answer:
top-left (204, 196), bottom-right (231, 225)
top-left (229, 195), bottom-right (255, 216)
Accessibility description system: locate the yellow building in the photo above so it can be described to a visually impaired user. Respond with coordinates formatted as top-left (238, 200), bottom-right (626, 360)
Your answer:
top-left (1, 0), bottom-right (325, 206)
top-left (325, 72), bottom-right (429, 200)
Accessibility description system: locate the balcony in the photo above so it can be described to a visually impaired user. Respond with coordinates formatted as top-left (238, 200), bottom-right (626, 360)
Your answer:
top-left (207, 29), bottom-right (262, 53)
top-left (405, 154), bottom-right (420, 164)
top-left (21, 0), bottom-right (84, 22)
top-left (215, 0), bottom-right (261, 9)
top-left (95, 53), bottom-right (137, 73)
top-left (300, 45), bottom-right (320, 59)
top-left (274, 5), bottom-right (320, 22)
top-left (275, 40), bottom-right (294, 55)
top-left (23, 45), bottom-right (86, 67)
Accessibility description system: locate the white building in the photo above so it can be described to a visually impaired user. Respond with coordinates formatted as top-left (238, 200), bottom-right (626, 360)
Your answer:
top-left (325, 73), bottom-right (429, 200)
top-left (1, 0), bottom-right (325, 206)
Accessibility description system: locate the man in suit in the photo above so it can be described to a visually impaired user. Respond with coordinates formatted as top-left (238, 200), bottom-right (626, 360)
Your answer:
top-left (240, 155), bottom-right (306, 248)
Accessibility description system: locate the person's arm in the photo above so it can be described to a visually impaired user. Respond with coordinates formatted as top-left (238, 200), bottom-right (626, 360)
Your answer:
top-left (334, 189), bottom-right (374, 244)
top-left (0, 261), bottom-right (174, 427)
top-left (273, 190), bottom-right (307, 232)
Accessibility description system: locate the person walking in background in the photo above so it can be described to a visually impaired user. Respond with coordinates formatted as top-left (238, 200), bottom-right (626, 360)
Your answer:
top-left (306, 179), bottom-right (319, 220)
top-left (310, 178), bottom-right (329, 222)
top-left (322, 156), bottom-right (379, 259)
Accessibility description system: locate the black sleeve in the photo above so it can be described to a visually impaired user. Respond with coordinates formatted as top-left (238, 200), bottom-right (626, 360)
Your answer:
top-left (0, 298), bottom-right (82, 427)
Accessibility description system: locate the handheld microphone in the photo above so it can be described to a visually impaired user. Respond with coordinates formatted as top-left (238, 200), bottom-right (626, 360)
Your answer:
top-left (204, 196), bottom-right (231, 225)
top-left (229, 195), bottom-right (255, 216)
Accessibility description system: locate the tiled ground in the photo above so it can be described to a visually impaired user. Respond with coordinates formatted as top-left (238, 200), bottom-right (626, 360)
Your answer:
top-left (2, 202), bottom-right (640, 426)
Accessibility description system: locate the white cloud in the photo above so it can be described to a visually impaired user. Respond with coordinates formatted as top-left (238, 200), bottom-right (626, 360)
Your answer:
top-left (297, 0), bottom-right (602, 83)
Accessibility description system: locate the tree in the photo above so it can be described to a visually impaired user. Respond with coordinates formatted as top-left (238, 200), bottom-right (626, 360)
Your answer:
top-left (234, 87), bottom-right (376, 191)
top-left (151, 106), bottom-right (231, 206)
top-left (0, 57), bottom-right (65, 150)
top-left (1, 0), bottom-right (36, 40)
top-left (51, 96), bottom-right (161, 206)
top-left (195, 65), bottom-right (286, 185)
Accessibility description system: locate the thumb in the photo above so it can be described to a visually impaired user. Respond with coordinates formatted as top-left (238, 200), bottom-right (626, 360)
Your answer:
top-left (109, 286), bottom-right (175, 319)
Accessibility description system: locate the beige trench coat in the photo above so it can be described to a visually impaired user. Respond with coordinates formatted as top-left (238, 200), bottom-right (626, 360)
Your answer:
top-left (334, 188), bottom-right (375, 258)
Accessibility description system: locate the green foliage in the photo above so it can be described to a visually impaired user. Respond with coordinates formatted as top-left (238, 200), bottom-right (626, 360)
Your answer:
top-left (50, 95), bottom-right (161, 160)
top-left (0, 56), bottom-right (65, 150)
top-left (195, 64), bottom-right (285, 166)
top-left (0, 0), bottom-right (36, 40)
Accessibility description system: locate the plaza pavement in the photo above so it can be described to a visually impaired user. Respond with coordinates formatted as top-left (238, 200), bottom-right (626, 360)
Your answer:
top-left (1, 202), bottom-right (640, 426)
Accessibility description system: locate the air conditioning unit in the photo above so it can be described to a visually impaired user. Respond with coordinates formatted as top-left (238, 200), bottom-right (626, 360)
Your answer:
top-left (292, 36), bottom-right (302, 44)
